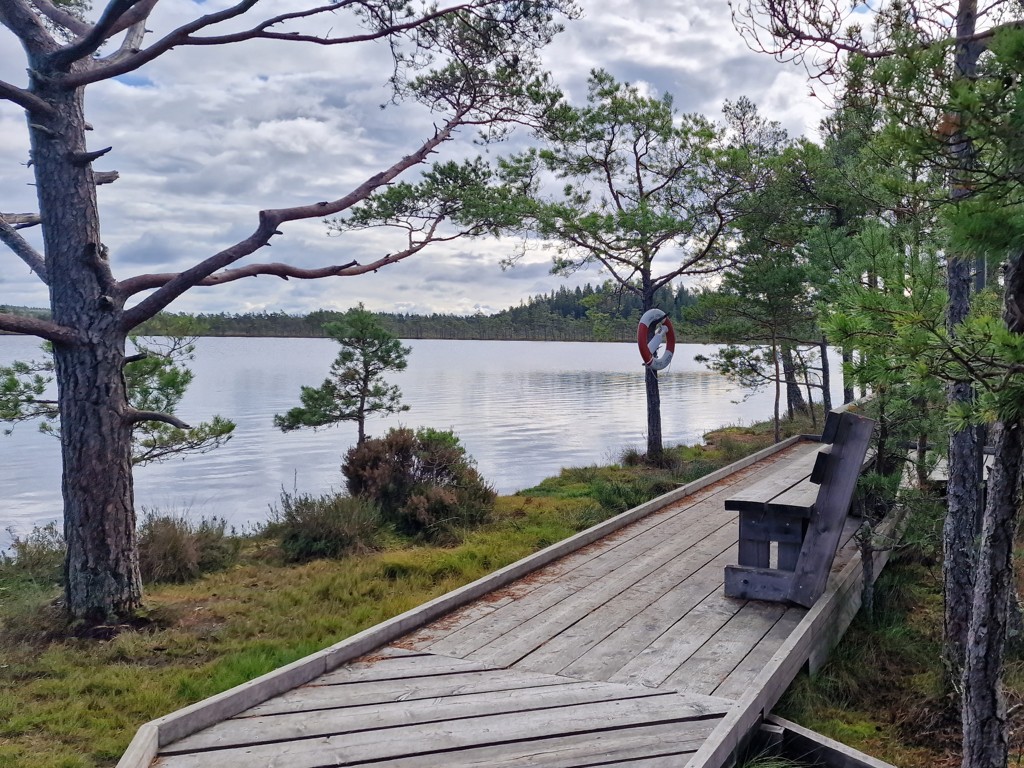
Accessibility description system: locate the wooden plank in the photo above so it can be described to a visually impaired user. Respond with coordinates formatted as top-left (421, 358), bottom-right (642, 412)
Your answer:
top-left (766, 479), bottom-right (818, 516)
top-left (660, 601), bottom-right (788, 695)
top-left (739, 512), bottom-right (806, 543)
top-left (766, 715), bottom-right (899, 768)
top-left (724, 565), bottom-right (794, 603)
top-left (315, 651), bottom-right (487, 685)
top-left (556, 548), bottom-right (737, 683)
top-left (788, 413), bottom-right (875, 607)
top-left (684, 501), bottom-right (906, 768)
top-left (424, 501), bottom-right (735, 658)
top-left (456, 514), bottom-right (740, 667)
top-left (166, 680), bottom-right (671, 753)
top-left (712, 609), bottom-right (804, 700)
top-left (511, 524), bottom-right (739, 675)
top-left (407, 452), bottom-right (783, 654)
top-left (243, 668), bottom-right (575, 717)
top-left (723, 445), bottom-right (821, 512)
top-left (375, 722), bottom-right (715, 768)
top-left (606, 587), bottom-right (745, 689)
top-left (156, 693), bottom-right (719, 768)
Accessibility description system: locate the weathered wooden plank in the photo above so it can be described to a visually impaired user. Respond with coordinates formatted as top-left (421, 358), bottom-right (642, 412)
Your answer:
top-left (451, 514), bottom-right (739, 666)
top-left (408, 460), bottom-right (771, 655)
top-left (513, 528), bottom-right (738, 676)
top-left (241, 668), bottom-right (575, 717)
top-left (788, 413), bottom-right (875, 607)
top-left (606, 588), bottom-right (745, 689)
top-left (374, 722), bottom-right (715, 768)
top-left (556, 548), bottom-right (738, 683)
top-left (723, 446), bottom-right (821, 512)
top-left (315, 651), bottom-right (487, 685)
top-left (660, 601), bottom-right (788, 695)
top-left (467, 515), bottom-right (740, 669)
top-left (156, 694), bottom-right (718, 768)
top-left (723, 565), bottom-right (794, 603)
top-left (712, 609), bottom-right (804, 700)
top-left (766, 715), bottom-right (899, 768)
top-left (766, 479), bottom-right (819, 516)
top-left (684, 502), bottom-right (906, 768)
top-left (166, 680), bottom-right (669, 753)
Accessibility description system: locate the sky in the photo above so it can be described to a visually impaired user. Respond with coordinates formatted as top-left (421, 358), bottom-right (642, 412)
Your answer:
top-left (0, 0), bottom-right (830, 318)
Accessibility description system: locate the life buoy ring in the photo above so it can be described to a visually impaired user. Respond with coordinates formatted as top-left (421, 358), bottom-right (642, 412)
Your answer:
top-left (637, 309), bottom-right (675, 371)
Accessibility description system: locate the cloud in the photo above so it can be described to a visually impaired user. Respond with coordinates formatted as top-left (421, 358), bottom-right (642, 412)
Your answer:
top-left (1, 0), bottom-right (827, 316)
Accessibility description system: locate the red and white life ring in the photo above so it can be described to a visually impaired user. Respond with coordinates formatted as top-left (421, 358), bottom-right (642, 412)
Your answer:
top-left (637, 309), bottom-right (675, 371)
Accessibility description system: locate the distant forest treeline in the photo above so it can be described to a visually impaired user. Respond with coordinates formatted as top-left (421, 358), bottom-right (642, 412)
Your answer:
top-left (3, 282), bottom-right (702, 342)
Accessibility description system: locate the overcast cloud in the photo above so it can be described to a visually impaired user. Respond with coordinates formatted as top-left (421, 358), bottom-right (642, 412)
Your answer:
top-left (0, 0), bottom-right (828, 317)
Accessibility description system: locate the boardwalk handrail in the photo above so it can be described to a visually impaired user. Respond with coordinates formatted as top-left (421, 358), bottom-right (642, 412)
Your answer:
top-left (117, 434), bottom-right (808, 768)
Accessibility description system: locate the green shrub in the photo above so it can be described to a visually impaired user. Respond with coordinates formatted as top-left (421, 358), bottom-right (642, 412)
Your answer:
top-left (343, 427), bottom-right (496, 540)
top-left (269, 491), bottom-right (381, 562)
top-left (137, 512), bottom-right (239, 584)
top-left (0, 522), bottom-right (65, 585)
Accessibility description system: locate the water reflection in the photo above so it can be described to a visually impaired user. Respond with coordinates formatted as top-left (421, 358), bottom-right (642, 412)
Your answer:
top-left (0, 336), bottom-right (843, 545)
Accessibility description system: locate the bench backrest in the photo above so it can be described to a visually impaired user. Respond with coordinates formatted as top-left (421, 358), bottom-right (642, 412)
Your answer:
top-left (788, 409), bottom-right (875, 606)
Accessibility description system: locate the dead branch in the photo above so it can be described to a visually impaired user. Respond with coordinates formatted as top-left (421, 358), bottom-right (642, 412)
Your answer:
top-left (50, 0), bottom-right (155, 69)
top-left (120, 260), bottom-right (360, 296)
top-left (0, 213), bottom-right (42, 228)
top-left (0, 79), bottom-right (57, 116)
top-left (31, 0), bottom-right (91, 37)
top-left (119, 111), bottom-right (466, 330)
top-left (0, 218), bottom-right (48, 283)
top-left (94, 170), bottom-right (119, 185)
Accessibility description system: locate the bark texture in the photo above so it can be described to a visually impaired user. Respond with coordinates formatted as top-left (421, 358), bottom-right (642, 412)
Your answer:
top-left (29, 56), bottom-right (142, 620)
top-left (960, 251), bottom-right (1024, 768)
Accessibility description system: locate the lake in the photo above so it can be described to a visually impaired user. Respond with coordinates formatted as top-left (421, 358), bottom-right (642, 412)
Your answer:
top-left (0, 336), bottom-right (844, 547)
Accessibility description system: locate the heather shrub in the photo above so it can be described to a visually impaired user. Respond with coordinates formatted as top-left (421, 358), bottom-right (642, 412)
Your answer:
top-left (137, 512), bottom-right (239, 584)
top-left (0, 522), bottom-right (65, 585)
top-left (343, 427), bottom-right (496, 540)
top-left (269, 491), bottom-right (381, 562)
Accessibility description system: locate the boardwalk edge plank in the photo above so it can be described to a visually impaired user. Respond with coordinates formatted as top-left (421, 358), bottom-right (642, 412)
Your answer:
top-left (683, 499), bottom-right (909, 768)
top-left (117, 435), bottom-right (804, 768)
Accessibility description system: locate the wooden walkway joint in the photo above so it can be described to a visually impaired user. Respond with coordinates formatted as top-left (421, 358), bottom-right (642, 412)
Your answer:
top-left (121, 428), bottom-right (899, 768)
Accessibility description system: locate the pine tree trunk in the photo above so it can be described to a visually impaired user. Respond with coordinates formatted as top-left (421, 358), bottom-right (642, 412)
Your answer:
top-left (961, 420), bottom-right (1020, 768)
top-left (842, 348), bottom-right (855, 404)
top-left (782, 346), bottom-right (806, 418)
top-left (820, 337), bottom-right (833, 413)
top-left (944, 0), bottom-right (984, 691)
top-left (31, 66), bottom-right (142, 622)
top-left (961, 251), bottom-right (1024, 768)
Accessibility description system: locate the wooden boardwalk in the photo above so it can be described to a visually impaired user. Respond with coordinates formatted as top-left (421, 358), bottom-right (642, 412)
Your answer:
top-left (122, 438), bottom-right (898, 768)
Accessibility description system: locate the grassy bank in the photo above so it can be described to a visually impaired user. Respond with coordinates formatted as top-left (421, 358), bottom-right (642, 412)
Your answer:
top-left (0, 412), bottom-right (982, 768)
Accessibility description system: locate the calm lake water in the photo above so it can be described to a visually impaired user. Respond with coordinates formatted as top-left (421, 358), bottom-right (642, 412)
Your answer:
top-left (1, 336), bottom-right (844, 548)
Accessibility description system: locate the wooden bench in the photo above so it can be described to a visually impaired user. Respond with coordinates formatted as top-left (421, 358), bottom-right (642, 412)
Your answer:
top-left (724, 409), bottom-right (876, 608)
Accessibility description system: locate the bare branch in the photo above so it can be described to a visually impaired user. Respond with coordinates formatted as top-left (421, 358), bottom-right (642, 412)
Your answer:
top-left (120, 260), bottom-right (360, 295)
top-left (96, 13), bottom-right (149, 66)
top-left (0, 313), bottom-right (80, 345)
top-left (31, 0), bottom-right (92, 37)
top-left (95, 170), bottom-right (119, 185)
top-left (119, 111), bottom-right (466, 330)
top-left (124, 407), bottom-right (191, 429)
top-left (0, 217), bottom-right (48, 283)
top-left (0, 213), bottom-right (42, 228)
top-left (57, 0), bottom-right (487, 88)
top-left (0, 0), bottom-right (59, 55)
top-left (49, 0), bottom-right (153, 69)
top-left (0, 79), bottom-right (57, 116)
